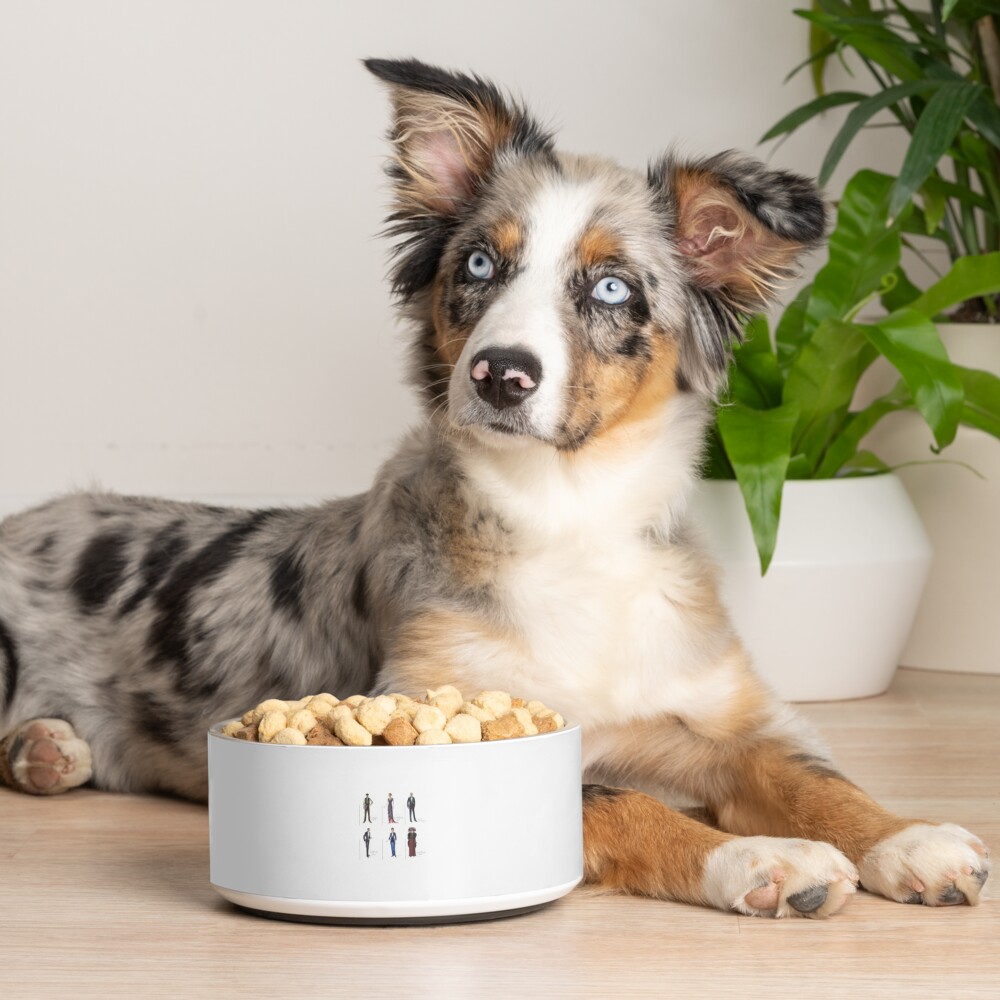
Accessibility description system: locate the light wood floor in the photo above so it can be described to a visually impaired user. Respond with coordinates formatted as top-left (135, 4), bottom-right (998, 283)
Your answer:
top-left (2, 668), bottom-right (997, 999)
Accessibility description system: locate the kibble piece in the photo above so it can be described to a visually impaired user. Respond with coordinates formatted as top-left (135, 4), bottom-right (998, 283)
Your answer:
top-left (445, 713), bottom-right (482, 743)
top-left (412, 705), bottom-right (447, 734)
top-left (222, 720), bottom-right (243, 737)
top-left (510, 707), bottom-right (538, 736)
top-left (253, 698), bottom-right (290, 721)
top-left (482, 714), bottom-right (525, 741)
top-left (426, 685), bottom-right (463, 718)
top-left (258, 711), bottom-right (288, 743)
top-left (473, 690), bottom-right (512, 718)
top-left (461, 701), bottom-right (494, 723)
top-left (342, 694), bottom-right (366, 707)
top-left (306, 696), bottom-right (337, 715)
top-left (550, 712), bottom-right (565, 729)
top-left (272, 727), bottom-right (307, 746)
top-left (233, 722), bottom-right (259, 741)
top-left (356, 698), bottom-right (392, 737)
top-left (511, 697), bottom-right (526, 709)
top-left (305, 722), bottom-right (343, 746)
top-left (533, 714), bottom-right (558, 734)
top-left (525, 700), bottom-right (546, 715)
top-left (333, 715), bottom-right (373, 747)
top-left (415, 728), bottom-right (452, 745)
top-left (329, 703), bottom-right (355, 723)
top-left (287, 709), bottom-right (317, 734)
top-left (383, 716), bottom-right (419, 746)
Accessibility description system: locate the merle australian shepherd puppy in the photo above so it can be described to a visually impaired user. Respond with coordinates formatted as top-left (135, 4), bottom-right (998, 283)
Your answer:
top-left (0, 59), bottom-right (989, 918)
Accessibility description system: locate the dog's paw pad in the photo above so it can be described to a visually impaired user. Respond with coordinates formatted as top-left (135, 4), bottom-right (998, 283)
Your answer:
top-left (703, 836), bottom-right (858, 919)
top-left (5, 719), bottom-right (93, 795)
top-left (860, 823), bottom-right (991, 907)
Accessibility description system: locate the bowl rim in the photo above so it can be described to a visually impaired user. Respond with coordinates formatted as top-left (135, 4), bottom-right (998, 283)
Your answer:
top-left (207, 718), bottom-right (579, 749)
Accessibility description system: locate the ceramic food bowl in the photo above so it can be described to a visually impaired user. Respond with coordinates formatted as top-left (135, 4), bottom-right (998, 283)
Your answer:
top-left (207, 722), bottom-right (583, 924)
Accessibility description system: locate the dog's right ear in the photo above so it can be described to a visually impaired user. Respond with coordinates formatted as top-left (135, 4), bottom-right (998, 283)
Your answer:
top-left (365, 58), bottom-right (551, 216)
top-left (364, 58), bottom-right (552, 297)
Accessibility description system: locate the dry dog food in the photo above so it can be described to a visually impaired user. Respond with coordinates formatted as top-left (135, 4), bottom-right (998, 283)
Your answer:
top-left (221, 685), bottom-right (566, 746)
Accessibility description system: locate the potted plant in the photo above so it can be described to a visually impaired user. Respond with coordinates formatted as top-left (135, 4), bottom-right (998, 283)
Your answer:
top-left (697, 192), bottom-right (1000, 698)
top-left (696, 0), bottom-right (1000, 699)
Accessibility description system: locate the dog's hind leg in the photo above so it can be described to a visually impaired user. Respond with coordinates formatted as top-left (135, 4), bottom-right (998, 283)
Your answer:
top-left (0, 719), bottom-right (93, 795)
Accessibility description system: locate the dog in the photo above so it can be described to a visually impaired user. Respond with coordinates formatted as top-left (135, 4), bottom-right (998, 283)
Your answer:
top-left (0, 58), bottom-right (989, 918)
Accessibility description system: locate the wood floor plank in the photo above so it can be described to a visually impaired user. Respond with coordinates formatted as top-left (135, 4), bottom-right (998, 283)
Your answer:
top-left (2, 668), bottom-right (997, 999)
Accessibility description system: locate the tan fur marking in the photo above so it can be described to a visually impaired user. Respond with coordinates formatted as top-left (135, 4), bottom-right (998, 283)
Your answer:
top-left (387, 608), bottom-right (526, 695)
top-left (431, 273), bottom-right (468, 369)
top-left (583, 788), bottom-right (729, 903)
top-left (491, 216), bottom-right (523, 259)
top-left (576, 225), bottom-right (622, 269)
top-left (566, 333), bottom-right (680, 451)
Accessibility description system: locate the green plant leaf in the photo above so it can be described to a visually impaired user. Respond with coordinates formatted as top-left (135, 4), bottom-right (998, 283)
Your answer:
top-left (716, 402), bottom-right (800, 575)
top-left (888, 81), bottom-right (981, 221)
top-left (760, 91), bottom-right (869, 142)
top-left (839, 450), bottom-right (892, 474)
top-left (727, 315), bottom-right (783, 409)
top-left (818, 80), bottom-right (944, 185)
top-left (940, 0), bottom-right (961, 18)
top-left (920, 181), bottom-right (947, 234)
top-left (880, 266), bottom-right (924, 312)
top-left (783, 318), bottom-right (872, 467)
top-left (775, 282), bottom-right (814, 372)
top-left (805, 171), bottom-right (905, 334)
top-left (967, 91), bottom-right (1000, 149)
top-left (816, 381), bottom-right (914, 477)
top-left (810, 2), bottom-right (835, 95)
top-left (922, 174), bottom-right (992, 213)
top-left (908, 252), bottom-right (1000, 317)
top-left (864, 309), bottom-right (964, 448)
top-left (956, 364), bottom-right (1000, 437)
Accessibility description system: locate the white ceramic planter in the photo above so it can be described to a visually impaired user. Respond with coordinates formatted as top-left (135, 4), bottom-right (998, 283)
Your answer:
top-left (856, 323), bottom-right (1000, 676)
top-left (691, 475), bottom-right (931, 702)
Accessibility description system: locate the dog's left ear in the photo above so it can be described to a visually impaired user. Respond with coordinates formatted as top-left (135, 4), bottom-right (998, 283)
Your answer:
top-left (649, 151), bottom-right (827, 390)
top-left (652, 151), bottom-right (827, 313)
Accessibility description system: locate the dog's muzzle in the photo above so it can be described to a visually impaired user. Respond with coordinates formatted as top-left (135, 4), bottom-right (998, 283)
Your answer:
top-left (470, 347), bottom-right (543, 411)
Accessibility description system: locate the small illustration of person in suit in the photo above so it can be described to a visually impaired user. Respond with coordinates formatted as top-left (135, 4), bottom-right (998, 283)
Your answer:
top-left (362, 793), bottom-right (372, 823)
top-left (407, 792), bottom-right (417, 822)
top-left (387, 792), bottom-right (395, 823)
top-left (388, 829), bottom-right (397, 857)
top-left (407, 826), bottom-right (417, 857)
top-left (363, 828), bottom-right (372, 858)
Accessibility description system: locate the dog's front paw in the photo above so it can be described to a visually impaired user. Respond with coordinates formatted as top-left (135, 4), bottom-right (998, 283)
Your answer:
top-left (860, 823), bottom-right (990, 907)
top-left (701, 836), bottom-right (858, 919)
top-left (2, 718), bottom-right (93, 795)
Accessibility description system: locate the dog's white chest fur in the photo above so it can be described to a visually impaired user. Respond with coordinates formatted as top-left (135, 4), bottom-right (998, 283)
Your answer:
top-left (453, 397), bottom-right (738, 730)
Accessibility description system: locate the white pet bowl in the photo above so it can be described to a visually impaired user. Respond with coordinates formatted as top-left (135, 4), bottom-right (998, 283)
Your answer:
top-left (207, 722), bottom-right (583, 924)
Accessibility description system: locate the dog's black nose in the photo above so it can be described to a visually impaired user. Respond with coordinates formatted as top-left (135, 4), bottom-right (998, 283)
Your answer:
top-left (470, 347), bottom-right (543, 410)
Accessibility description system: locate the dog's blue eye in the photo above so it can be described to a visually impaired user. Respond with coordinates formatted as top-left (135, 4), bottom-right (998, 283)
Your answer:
top-left (467, 251), bottom-right (495, 280)
top-left (592, 276), bottom-right (630, 305)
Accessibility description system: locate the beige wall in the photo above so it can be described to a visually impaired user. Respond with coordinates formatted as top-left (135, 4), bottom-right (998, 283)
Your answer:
top-left (0, 0), bottom-right (907, 514)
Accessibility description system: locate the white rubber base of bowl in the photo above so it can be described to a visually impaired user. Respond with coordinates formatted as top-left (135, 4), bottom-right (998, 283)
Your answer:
top-left (212, 877), bottom-right (581, 924)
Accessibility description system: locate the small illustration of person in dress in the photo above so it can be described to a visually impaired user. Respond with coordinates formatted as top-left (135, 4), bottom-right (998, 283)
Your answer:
top-left (407, 826), bottom-right (417, 857)
top-left (388, 829), bottom-right (397, 857)
top-left (407, 792), bottom-right (417, 822)
top-left (363, 827), bottom-right (372, 858)
top-left (362, 793), bottom-right (372, 823)
top-left (387, 792), bottom-right (395, 823)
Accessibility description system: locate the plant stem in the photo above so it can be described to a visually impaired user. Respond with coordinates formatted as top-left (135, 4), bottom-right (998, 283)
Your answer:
top-left (978, 15), bottom-right (1000, 106)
